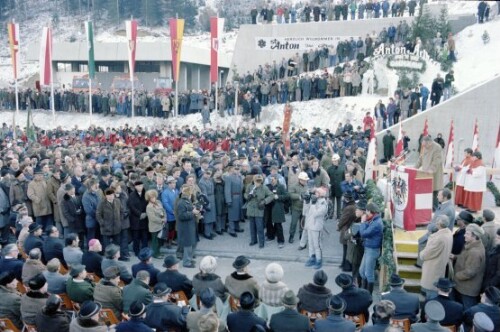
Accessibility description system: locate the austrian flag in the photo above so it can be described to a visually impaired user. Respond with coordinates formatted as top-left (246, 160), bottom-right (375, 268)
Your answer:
top-left (125, 19), bottom-right (138, 82)
top-left (39, 27), bottom-right (53, 86)
top-left (7, 22), bottom-right (20, 80)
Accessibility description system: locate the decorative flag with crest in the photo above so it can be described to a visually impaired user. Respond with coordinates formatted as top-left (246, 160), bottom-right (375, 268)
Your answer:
top-left (444, 120), bottom-right (454, 182)
top-left (125, 19), bottom-right (138, 82)
top-left (395, 121), bottom-right (404, 157)
top-left (210, 17), bottom-right (224, 83)
top-left (85, 21), bottom-right (95, 80)
top-left (40, 27), bottom-right (53, 86)
top-left (472, 118), bottom-right (479, 152)
top-left (169, 18), bottom-right (184, 82)
top-left (364, 120), bottom-right (377, 183)
top-left (7, 22), bottom-right (20, 80)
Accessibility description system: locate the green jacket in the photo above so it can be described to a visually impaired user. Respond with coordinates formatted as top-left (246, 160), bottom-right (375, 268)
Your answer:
top-left (122, 279), bottom-right (153, 313)
top-left (66, 277), bottom-right (95, 303)
top-left (244, 184), bottom-right (274, 218)
top-left (288, 182), bottom-right (307, 212)
top-left (327, 164), bottom-right (345, 197)
top-left (93, 280), bottom-right (123, 320)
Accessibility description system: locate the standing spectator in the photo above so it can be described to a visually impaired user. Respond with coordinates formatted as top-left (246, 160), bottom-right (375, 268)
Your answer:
top-left (463, 151), bottom-right (487, 213)
top-left (481, 209), bottom-right (498, 254)
top-left (82, 179), bottom-right (101, 242)
top-left (96, 188), bottom-right (122, 250)
top-left (145, 190), bottom-right (165, 259)
top-left (161, 176), bottom-right (179, 248)
top-left (250, 6), bottom-right (258, 24)
top-left (382, 130), bottom-right (396, 161)
top-left (443, 70), bottom-right (454, 101)
top-left (245, 174), bottom-right (274, 249)
top-left (408, 0), bottom-right (417, 16)
top-left (224, 163), bottom-right (244, 237)
top-left (61, 184), bottom-right (85, 243)
top-left (128, 181), bottom-right (149, 257)
top-left (198, 170), bottom-right (217, 240)
top-left (478, 0), bottom-right (487, 23)
top-left (447, 32), bottom-right (456, 62)
top-left (303, 187), bottom-right (329, 270)
top-left (419, 83), bottom-right (430, 111)
top-left (27, 167), bottom-right (53, 231)
top-left (176, 186), bottom-right (199, 268)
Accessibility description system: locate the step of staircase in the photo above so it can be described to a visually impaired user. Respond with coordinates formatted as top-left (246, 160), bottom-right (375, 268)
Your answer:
top-left (394, 240), bottom-right (419, 253)
top-left (393, 230), bottom-right (422, 294)
top-left (398, 263), bottom-right (422, 279)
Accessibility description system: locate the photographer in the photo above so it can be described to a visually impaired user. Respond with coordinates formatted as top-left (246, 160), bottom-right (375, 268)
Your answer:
top-left (303, 187), bottom-right (329, 270)
top-left (265, 174), bottom-right (290, 248)
top-left (244, 175), bottom-right (275, 249)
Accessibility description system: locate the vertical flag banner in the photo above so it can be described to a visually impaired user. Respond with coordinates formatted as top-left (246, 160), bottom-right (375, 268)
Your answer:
top-left (395, 121), bottom-right (404, 157)
top-left (444, 120), bottom-right (454, 182)
top-left (85, 21), bottom-right (95, 79)
top-left (169, 18), bottom-right (184, 82)
top-left (472, 119), bottom-right (479, 152)
top-left (210, 17), bottom-right (224, 83)
top-left (40, 27), bottom-right (53, 86)
top-left (364, 121), bottom-right (377, 183)
top-left (125, 19), bottom-right (138, 82)
top-left (423, 118), bottom-right (429, 136)
top-left (26, 109), bottom-right (37, 143)
top-left (7, 22), bottom-right (20, 80)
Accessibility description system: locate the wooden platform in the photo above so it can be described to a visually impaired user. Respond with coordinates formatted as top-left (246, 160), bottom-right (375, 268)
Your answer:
top-left (393, 228), bottom-right (427, 293)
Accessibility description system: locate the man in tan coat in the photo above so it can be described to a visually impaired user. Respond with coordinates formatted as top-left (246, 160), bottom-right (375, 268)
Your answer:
top-left (415, 135), bottom-right (443, 211)
top-left (420, 215), bottom-right (453, 299)
top-left (452, 224), bottom-right (486, 310)
top-left (27, 167), bottom-right (53, 231)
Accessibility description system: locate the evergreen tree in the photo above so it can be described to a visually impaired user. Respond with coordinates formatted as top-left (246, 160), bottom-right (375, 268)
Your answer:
top-left (436, 7), bottom-right (451, 41)
top-left (141, 0), bottom-right (163, 27)
top-left (410, 7), bottom-right (436, 51)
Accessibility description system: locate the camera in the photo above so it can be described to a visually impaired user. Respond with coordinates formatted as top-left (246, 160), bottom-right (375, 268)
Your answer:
top-left (196, 192), bottom-right (211, 213)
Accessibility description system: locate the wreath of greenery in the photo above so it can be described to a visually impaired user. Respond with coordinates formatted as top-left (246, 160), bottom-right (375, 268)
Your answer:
top-left (386, 55), bottom-right (427, 74)
top-left (487, 181), bottom-right (500, 207)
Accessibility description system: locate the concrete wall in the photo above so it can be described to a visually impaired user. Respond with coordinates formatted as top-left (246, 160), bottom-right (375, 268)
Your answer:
top-left (376, 76), bottom-right (500, 165)
top-left (230, 16), bottom-right (415, 79)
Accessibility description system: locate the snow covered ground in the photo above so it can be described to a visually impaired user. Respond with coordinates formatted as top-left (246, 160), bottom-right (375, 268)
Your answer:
top-left (0, 1), bottom-right (498, 132)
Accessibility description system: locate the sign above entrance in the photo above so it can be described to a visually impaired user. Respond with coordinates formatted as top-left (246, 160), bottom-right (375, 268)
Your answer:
top-left (255, 36), bottom-right (357, 51)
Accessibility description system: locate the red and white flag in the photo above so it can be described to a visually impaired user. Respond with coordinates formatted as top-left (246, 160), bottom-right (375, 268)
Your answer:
top-left (7, 22), bottom-right (20, 80)
top-left (472, 119), bottom-right (479, 152)
top-left (125, 19), bottom-right (138, 82)
top-left (39, 26), bottom-right (53, 86)
top-left (210, 17), bottom-right (224, 83)
top-left (364, 121), bottom-right (377, 183)
top-left (395, 121), bottom-right (404, 157)
top-left (444, 120), bottom-right (454, 182)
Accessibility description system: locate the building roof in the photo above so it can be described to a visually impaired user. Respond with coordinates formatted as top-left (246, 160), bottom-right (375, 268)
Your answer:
top-left (26, 42), bottom-right (231, 67)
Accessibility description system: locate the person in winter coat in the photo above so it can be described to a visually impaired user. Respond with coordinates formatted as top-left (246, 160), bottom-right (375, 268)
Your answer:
top-left (21, 273), bottom-right (50, 325)
top-left (192, 256), bottom-right (228, 302)
top-left (482, 228), bottom-right (500, 290)
top-left (265, 174), bottom-right (289, 248)
top-left (244, 174), bottom-right (275, 249)
top-left (0, 271), bottom-right (23, 330)
top-left (69, 300), bottom-right (110, 332)
top-left (96, 188), bottom-right (122, 250)
top-left (224, 164), bottom-right (244, 237)
top-left (161, 176), bottom-right (179, 248)
top-left (201, 99), bottom-right (210, 128)
top-left (303, 187), bottom-right (329, 270)
top-left (213, 172), bottom-right (226, 234)
top-left (145, 189), bottom-right (165, 259)
top-left (297, 269), bottom-right (332, 313)
top-left (46, 169), bottom-right (62, 233)
top-left (452, 224), bottom-right (486, 309)
top-left (128, 181), bottom-right (149, 257)
top-left (27, 167), bottom-right (53, 231)
top-left (35, 294), bottom-right (70, 332)
top-left (94, 266), bottom-right (124, 320)
top-left (431, 74), bottom-right (445, 106)
top-left (175, 185), bottom-right (200, 268)
top-left (82, 179), bottom-right (102, 241)
top-left (61, 184), bottom-right (85, 243)
top-left (198, 170), bottom-right (217, 240)
top-left (111, 182), bottom-right (130, 260)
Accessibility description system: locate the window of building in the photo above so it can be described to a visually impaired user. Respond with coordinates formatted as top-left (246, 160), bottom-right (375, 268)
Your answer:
top-left (56, 62), bottom-right (72, 72)
top-left (98, 65), bottom-right (109, 72)
top-left (79, 64), bottom-right (88, 72)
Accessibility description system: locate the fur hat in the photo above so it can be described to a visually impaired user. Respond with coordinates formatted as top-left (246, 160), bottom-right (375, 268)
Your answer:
top-left (199, 256), bottom-right (217, 274)
top-left (265, 263), bottom-right (284, 283)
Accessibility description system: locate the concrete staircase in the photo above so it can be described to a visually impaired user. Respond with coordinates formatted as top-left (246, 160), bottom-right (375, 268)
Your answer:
top-left (393, 229), bottom-right (426, 293)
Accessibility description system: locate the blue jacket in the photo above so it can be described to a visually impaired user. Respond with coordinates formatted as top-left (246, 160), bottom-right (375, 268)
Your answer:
top-left (359, 214), bottom-right (383, 249)
top-left (82, 190), bottom-right (100, 228)
top-left (382, 0), bottom-right (390, 11)
top-left (161, 187), bottom-right (179, 222)
top-left (116, 318), bottom-right (154, 332)
top-left (420, 86), bottom-right (430, 98)
top-left (341, 179), bottom-right (364, 200)
top-left (388, 26), bottom-right (397, 38)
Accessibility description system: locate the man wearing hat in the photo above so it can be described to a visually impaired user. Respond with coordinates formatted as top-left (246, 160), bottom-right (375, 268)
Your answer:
top-left (473, 312), bottom-right (495, 332)
top-left (452, 223), bottom-right (486, 309)
top-left (224, 163), bottom-right (245, 237)
top-left (69, 300), bottom-right (107, 331)
top-left (452, 210), bottom-right (474, 255)
top-left (157, 255), bottom-right (194, 299)
top-left (122, 270), bottom-right (153, 314)
top-left (0, 271), bottom-right (22, 330)
top-left (144, 283), bottom-right (189, 331)
top-left (463, 286), bottom-right (500, 331)
top-left (20, 273), bottom-right (49, 325)
top-left (381, 274), bottom-right (420, 323)
top-left (362, 300), bottom-right (396, 332)
top-left (225, 256), bottom-right (259, 302)
top-left (420, 278), bottom-right (463, 329)
top-left (46, 168), bottom-right (63, 233)
top-left (358, 202), bottom-right (383, 294)
top-left (128, 180), bottom-right (149, 256)
top-left (27, 166), bottom-right (53, 231)
top-left (315, 295), bottom-right (356, 332)
top-left (269, 290), bottom-right (310, 332)
top-left (198, 169), bottom-right (218, 240)
top-left (23, 223), bottom-right (44, 260)
top-left (93, 266), bottom-right (124, 320)
top-left (410, 300), bottom-right (448, 331)
top-left (419, 215), bottom-right (453, 299)
top-left (66, 264), bottom-right (95, 304)
top-left (337, 191), bottom-right (356, 272)
top-left (481, 209), bottom-right (497, 253)
top-left (132, 247), bottom-right (160, 286)
top-left (227, 291), bottom-right (266, 332)
top-left (101, 244), bottom-right (133, 285)
top-left (297, 270), bottom-right (332, 313)
top-left (187, 288), bottom-right (226, 332)
top-left (288, 171), bottom-right (310, 244)
top-left (116, 300), bottom-right (153, 332)
top-left (335, 273), bottom-right (372, 322)
top-left (244, 174), bottom-right (275, 248)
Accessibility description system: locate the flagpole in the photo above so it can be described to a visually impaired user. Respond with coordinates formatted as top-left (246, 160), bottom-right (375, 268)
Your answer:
top-left (89, 77), bottom-right (92, 125)
top-left (49, 24), bottom-right (55, 124)
top-left (174, 14), bottom-right (179, 118)
top-left (214, 13), bottom-right (218, 116)
top-left (129, 16), bottom-right (135, 118)
top-left (13, 79), bottom-right (18, 140)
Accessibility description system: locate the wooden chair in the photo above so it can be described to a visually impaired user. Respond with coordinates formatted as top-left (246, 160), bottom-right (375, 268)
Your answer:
top-left (99, 308), bottom-right (120, 325)
top-left (300, 309), bottom-right (328, 328)
top-left (71, 301), bottom-right (81, 312)
top-left (0, 318), bottom-right (20, 332)
top-left (16, 282), bottom-right (26, 294)
top-left (17, 245), bottom-right (28, 260)
top-left (345, 313), bottom-right (367, 330)
top-left (443, 325), bottom-right (457, 332)
top-left (171, 291), bottom-right (189, 306)
top-left (58, 293), bottom-right (74, 311)
top-left (87, 273), bottom-right (101, 283)
top-left (228, 295), bottom-right (241, 312)
top-left (59, 265), bottom-right (68, 275)
top-left (390, 318), bottom-right (411, 332)
top-left (22, 322), bottom-right (37, 332)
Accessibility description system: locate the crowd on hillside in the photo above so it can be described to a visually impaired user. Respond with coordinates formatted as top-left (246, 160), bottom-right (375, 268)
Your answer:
top-left (250, 0), bottom-right (424, 25)
top-left (0, 120), bottom-right (497, 331)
